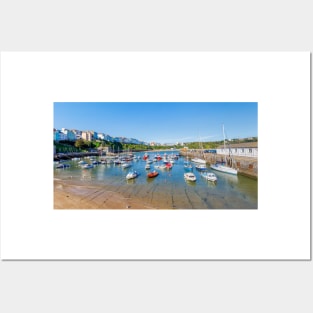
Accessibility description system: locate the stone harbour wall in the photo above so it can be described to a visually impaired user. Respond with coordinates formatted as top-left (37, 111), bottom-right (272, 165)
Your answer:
top-left (180, 150), bottom-right (258, 179)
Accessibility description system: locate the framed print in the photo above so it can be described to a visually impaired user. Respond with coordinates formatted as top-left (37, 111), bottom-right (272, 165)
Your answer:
top-left (53, 101), bottom-right (258, 210)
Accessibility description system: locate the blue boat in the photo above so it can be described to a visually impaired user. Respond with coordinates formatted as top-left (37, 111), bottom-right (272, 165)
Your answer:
top-left (184, 162), bottom-right (193, 171)
top-left (195, 164), bottom-right (207, 171)
top-left (56, 164), bottom-right (70, 169)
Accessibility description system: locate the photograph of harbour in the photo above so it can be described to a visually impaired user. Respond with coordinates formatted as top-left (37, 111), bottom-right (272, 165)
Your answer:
top-left (54, 102), bottom-right (258, 209)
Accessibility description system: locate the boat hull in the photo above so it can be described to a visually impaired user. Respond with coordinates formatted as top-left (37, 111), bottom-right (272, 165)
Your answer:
top-left (126, 171), bottom-right (139, 179)
top-left (184, 173), bottom-right (197, 181)
top-left (191, 158), bottom-right (206, 164)
top-left (195, 165), bottom-right (207, 171)
top-left (210, 164), bottom-right (237, 175)
top-left (147, 171), bottom-right (159, 178)
top-left (201, 172), bottom-right (217, 182)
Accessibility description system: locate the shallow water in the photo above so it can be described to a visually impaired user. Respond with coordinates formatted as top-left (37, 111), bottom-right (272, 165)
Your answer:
top-left (54, 151), bottom-right (258, 209)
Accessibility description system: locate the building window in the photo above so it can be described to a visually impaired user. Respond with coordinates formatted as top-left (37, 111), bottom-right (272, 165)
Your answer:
top-left (249, 149), bottom-right (252, 153)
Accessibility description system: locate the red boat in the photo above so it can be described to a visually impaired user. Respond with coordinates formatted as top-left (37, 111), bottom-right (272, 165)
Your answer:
top-left (147, 170), bottom-right (159, 178)
top-left (165, 163), bottom-right (172, 169)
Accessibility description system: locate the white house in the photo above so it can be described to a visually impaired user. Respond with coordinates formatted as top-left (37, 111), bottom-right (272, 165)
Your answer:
top-left (216, 142), bottom-right (258, 158)
top-left (72, 129), bottom-right (82, 140)
top-left (98, 133), bottom-right (105, 140)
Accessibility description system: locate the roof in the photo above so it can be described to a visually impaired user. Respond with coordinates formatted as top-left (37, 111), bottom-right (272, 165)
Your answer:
top-left (217, 142), bottom-right (258, 149)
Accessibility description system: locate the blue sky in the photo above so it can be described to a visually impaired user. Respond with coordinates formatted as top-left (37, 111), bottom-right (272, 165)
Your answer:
top-left (54, 102), bottom-right (257, 143)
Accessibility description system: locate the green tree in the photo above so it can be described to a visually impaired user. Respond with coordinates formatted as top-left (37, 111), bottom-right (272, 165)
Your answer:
top-left (75, 139), bottom-right (88, 150)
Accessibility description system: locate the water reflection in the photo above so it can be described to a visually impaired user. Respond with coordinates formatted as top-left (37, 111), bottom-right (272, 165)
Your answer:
top-left (81, 169), bottom-right (92, 181)
top-left (215, 171), bottom-right (239, 184)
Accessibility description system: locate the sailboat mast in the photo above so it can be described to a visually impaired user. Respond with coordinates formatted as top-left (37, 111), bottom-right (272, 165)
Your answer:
top-left (222, 124), bottom-right (226, 163)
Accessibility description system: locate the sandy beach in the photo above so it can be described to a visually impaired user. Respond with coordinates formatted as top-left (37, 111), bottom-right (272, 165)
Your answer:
top-left (54, 179), bottom-right (158, 209)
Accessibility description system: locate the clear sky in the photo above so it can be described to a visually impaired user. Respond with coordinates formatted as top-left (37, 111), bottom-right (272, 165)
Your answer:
top-left (54, 102), bottom-right (258, 143)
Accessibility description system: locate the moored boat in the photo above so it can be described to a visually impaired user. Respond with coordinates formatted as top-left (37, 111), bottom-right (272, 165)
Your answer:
top-left (191, 135), bottom-right (206, 164)
top-left (145, 163), bottom-right (151, 170)
top-left (155, 164), bottom-right (167, 170)
top-left (210, 125), bottom-right (238, 175)
top-left (195, 164), bottom-right (207, 171)
top-left (82, 164), bottom-right (94, 169)
top-left (126, 170), bottom-right (139, 180)
top-left (184, 150), bottom-right (193, 170)
top-left (184, 172), bottom-right (196, 182)
top-left (184, 162), bottom-right (193, 171)
top-left (210, 163), bottom-right (237, 175)
top-left (121, 162), bottom-right (132, 169)
top-left (191, 157), bottom-right (206, 164)
top-left (165, 163), bottom-right (172, 169)
top-left (147, 170), bottom-right (159, 178)
top-left (56, 163), bottom-right (70, 169)
top-left (201, 172), bottom-right (217, 182)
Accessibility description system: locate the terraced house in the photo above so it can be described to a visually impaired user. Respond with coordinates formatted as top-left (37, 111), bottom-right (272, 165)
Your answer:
top-left (216, 142), bottom-right (258, 158)
top-left (81, 131), bottom-right (93, 141)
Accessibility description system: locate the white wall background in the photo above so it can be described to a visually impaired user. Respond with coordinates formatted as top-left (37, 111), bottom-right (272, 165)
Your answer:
top-left (0, 1), bottom-right (312, 313)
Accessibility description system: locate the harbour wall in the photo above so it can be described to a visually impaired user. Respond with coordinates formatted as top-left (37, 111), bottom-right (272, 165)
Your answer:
top-left (180, 150), bottom-right (258, 179)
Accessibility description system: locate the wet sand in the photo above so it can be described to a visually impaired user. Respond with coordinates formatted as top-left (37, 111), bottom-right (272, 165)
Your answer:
top-left (54, 179), bottom-right (159, 209)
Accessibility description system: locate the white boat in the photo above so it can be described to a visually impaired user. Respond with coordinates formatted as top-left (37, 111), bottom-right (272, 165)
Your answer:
top-left (191, 157), bottom-right (206, 164)
top-left (126, 171), bottom-right (139, 180)
top-left (145, 163), bottom-right (151, 170)
top-left (121, 162), bottom-right (131, 169)
top-left (191, 134), bottom-right (206, 164)
top-left (114, 159), bottom-right (122, 165)
top-left (201, 172), bottom-right (217, 182)
top-left (82, 164), bottom-right (94, 169)
top-left (155, 164), bottom-right (167, 170)
top-left (184, 149), bottom-right (193, 170)
top-left (184, 172), bottom-right (197, 182)
top-left (184, 162), bottom-right (193, 171)
top-left (210, 163), bottom-right (237, 175)
top-left (56, 163), bottom-right (70, 169)
top-left (195, 164), bottom-right (207, 171)
top-left (210, 125), bottom-right (238, 175)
